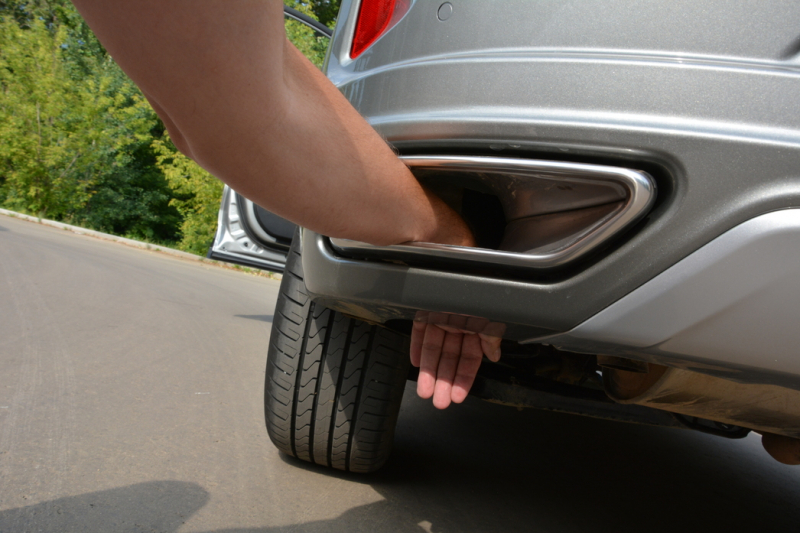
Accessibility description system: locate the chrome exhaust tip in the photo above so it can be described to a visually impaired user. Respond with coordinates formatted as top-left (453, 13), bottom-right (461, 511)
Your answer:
top-left (331, 155), bottom-right (656, 270)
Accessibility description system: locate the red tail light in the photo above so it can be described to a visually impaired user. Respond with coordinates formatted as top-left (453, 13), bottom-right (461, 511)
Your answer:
top-left (351, 0), bottom-right (408, 58)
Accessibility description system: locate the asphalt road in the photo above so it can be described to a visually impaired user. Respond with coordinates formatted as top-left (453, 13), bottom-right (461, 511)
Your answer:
top-left (1, 214), bottom-right (799, 533)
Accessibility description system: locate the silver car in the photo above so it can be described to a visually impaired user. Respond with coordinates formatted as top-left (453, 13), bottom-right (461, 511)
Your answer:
top-left (236, 1), bottom-right (800, 472)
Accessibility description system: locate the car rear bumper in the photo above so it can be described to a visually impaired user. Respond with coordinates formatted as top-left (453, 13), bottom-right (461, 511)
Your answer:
top-left (306, 0), bottom-right (800, 389)
top-left (303, 207), bottom-right (800, 390)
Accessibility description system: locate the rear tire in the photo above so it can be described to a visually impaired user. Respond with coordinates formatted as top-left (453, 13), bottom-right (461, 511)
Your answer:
top-left (264, 231), bottom-right (410, 473)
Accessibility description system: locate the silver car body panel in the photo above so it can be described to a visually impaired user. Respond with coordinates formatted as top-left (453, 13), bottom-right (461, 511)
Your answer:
top-left (532, 209), bottom-right (800, 387)
top-left (209, 186), bottom-right (288, 272)
top-left (298, 0), bottom-right (800, 387)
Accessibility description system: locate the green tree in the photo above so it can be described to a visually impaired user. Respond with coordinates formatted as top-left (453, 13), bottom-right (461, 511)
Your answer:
top-left (0, 0), bottom-right (107, 78)
top-left (1, 1), bottom-right (182, 242)
top-left (0, 17), bottom-right (153, 219)
top-left (287, 0), bottom-right (341, 28)
top-left (284, 0), bottom-right (341, 68)
top-left (77, 123), bottom-right (182, 244)
top-left (0, 1), bottom-right (341, 253)
top-left (152, 136), bottom-right (224, 255)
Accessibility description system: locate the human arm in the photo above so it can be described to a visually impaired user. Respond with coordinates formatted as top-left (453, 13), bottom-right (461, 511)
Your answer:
top-left (69, 0), bottom-right (473, 247)
top-left (69, 0), bottom-right (499, 407)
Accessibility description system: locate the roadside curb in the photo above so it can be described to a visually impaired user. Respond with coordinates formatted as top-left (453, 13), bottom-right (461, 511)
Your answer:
top-left (0, 208), bottom-right (282, 280)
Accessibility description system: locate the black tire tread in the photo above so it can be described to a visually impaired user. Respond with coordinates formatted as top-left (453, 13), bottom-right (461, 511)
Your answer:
top-left (264, 233), bottom-right (409, 473)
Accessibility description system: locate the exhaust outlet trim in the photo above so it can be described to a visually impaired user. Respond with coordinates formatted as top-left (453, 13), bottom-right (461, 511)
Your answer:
top-left (330, 156), bottom-right (656, 270)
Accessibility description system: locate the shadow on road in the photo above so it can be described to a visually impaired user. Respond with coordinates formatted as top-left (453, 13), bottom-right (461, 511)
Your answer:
top-left (270, 395), bottom-right (800, 533)
top-left (2, 397), bottom-right (798, 532)
top-left (270, 394), bottom-right (800, 533)
top-left (0, 481), bottom-right (208, 532)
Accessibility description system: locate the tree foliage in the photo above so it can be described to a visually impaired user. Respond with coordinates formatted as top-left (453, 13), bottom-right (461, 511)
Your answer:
top-left (0, 16), bottom-right (148, 219)
top-left (0, 0), bottom-right (180, 242)
top-left (152, 136), bottom-right (223, 255)
top-left (0, 0), bottom-right (340, 253)
top-left (284, 0), bottom-right (340, 68)
top-left (77, 123), bottom-right (182, 243)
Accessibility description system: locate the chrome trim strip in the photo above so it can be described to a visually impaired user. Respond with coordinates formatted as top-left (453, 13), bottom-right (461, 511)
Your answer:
top-left (333, 0), bottom-right (359, 67)
top-left (330, 156), bottom-right (656, 269)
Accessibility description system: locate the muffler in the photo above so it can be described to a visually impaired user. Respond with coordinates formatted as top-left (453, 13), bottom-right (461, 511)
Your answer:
top-left (598, 356), bottom-right (800, 441)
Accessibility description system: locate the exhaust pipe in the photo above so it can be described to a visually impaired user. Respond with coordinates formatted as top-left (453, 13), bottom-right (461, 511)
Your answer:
top-left (598, 356), bottom-right (800, 464)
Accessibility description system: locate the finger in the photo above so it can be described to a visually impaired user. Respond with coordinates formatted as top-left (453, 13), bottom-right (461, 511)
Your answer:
top-left (410, 319), bottom-right (426, 367)
top-left (417, 324), bottom-right (446, 400)
top-left (427, 312), bottom-right (450, 328)
top-left (464, 316), bottom-right (489, 334)
top-left (478, 333), bottom-right (502, 362)
top-left (414, 310), bottom-right (431, 322)
top-left (451, 334), bottom-right (484, 404)
top-left (439, 313), bottom-right (468, 334)
top-left (432, 330), bottom-right (464, 410)
top-left (481, 321), bottom-right (507, 338)
top-left (438, 324), bottom-right (462, 334)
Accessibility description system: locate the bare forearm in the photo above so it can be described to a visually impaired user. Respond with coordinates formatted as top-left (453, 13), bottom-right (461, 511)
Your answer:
top-left (219, 43), bottom-right (460, 246)
top-left (71, 0), bottom-right (472, 246)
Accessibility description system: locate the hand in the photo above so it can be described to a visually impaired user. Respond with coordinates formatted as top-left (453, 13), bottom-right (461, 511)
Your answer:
top-left (410, 312), bottom-right (504, 409)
